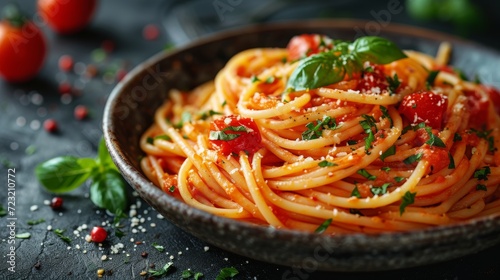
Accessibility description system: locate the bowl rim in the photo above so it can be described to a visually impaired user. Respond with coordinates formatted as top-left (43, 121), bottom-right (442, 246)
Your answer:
top-left (103, 18), bottom-right (500, 247)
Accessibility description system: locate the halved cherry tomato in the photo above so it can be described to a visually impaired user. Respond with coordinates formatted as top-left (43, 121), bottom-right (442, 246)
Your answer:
top-left (209, 115), bottom-right (262, 156)
top-left (398, 90), bottom-right (448, 129)
top-left (286, 34), bottom-right (332, 61)
top-left (0, 7), bottom-right (46, 82)
top-left (38, 0), bottom-right (98, 34)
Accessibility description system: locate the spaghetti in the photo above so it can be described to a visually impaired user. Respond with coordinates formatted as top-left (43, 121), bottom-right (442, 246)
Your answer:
top-left (139, 34), bottom-right (500, 234)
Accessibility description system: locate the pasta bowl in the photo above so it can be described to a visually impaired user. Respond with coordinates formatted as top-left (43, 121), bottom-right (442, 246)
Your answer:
top-left (103, 19), bottom-right (500, 271)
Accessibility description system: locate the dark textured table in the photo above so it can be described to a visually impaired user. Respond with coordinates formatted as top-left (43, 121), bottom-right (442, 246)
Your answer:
top-left (1, 1), bottom-right (500, 279)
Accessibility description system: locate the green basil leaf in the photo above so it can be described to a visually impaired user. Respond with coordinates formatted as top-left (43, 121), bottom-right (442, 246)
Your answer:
top-left (35, 156), bottom-right (96, 193)
top-left (318, 160), bottom-right (337, 167)
top-left (370, 183), bottom-right (391, 196)
top-left (209, 131), bottom-right (241, 141)
top-left (351, 36), bottom-right (407, 65)
top-left (351, 185), bottom-right (361, 198)
top-left (97, 138), bottom-right (117, 171)
top-left (286, 52), bottom-right (346, 91)
top-left (90, 169), bottom-right (128, 214)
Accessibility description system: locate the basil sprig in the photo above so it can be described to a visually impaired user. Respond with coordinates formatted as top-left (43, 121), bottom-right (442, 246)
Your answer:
top-left (35, 138), bottom-right (128, 215)
top-left (287, 36), bottom-right (407, 91)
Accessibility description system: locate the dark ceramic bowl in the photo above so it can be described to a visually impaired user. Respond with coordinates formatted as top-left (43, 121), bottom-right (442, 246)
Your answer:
top-left (103, 20), bottom-right (500, 271)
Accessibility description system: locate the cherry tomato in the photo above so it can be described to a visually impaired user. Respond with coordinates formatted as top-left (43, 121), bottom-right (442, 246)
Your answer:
top-left (0, 8), bottom-right (46, 82)
top-left (399, 90), bottom-right (448, 129)
top-left (38, 0), bottom-right (98, 34)
top-left (463, 88), bottom-right (489, 128)
top-left (209, 115), bottom-right (262, 156)
top-left (50, 196), bottom-right (64, 210)
top-left (356, 64), bottom-right (389, 93)
top-left (286, 34), bottom-right (332, 61)
top-left (90, 226), bottom-right (107, 243)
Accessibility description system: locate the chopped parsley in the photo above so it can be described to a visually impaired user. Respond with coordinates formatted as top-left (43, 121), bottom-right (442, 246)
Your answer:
top-left (152, 242), bottom-right (165, 252)
top-left (370, 183), bottom-right (391, 196)
top-left (448, 152), bottom-right (455, 169)
top-left (200, 110), bottom-right (222, 120)
top-left (359, 114), bottom-right (377, 154)
top-left (250, 75), bottom-right (260, 83)
top-left (386, 74), bottom-right (401, 94)
top-left (357, 169), bottom-right (376, 180)
top-left (216, 267), bottom-right (239, 280)
top-left (351, 185), bottom-right (361, 198)
top-left (473, 166), bottom-right (491, 181)
top-left (426, 70), bottom-right (440, 89)
top-left (347, 140), bottom-right (358, 145)
top-left (349, 209), bottom-right (364, 216)
top-left (149, 262), bottom-right (174, 277)
top-left (181, 270), bottom-right (204, 279)
top-left (381, 166), bottom-right (391, 172)
top-left (453, 133), bottom-right (462, 142)
top-left (314, 218), bottom-right (333, 234)
top-left (476, 184), bottom-right (487, 191)
top-left (173, 111), bottom-right (192, 129)
top-left (168, 185), bottom-right (176, 193)
top-left (403, 153), bottom-right (423, 165)
top-left (399, 191), bottom-right (416, 215)
top-left (265, 76), bottom-right (275, 83)
top-left (394, 176), bottom-right (406, 183)
top-left (318, 160), bottom-right (337, 167)
top-left (380, 145), bottom-right (396, 161)
top-left (470, 128), bottom-right (495, 152)
top-left (54, 229), bottom-right (71, 244)
top-left (302, 116), bottom-right (337, 140)
top-left (380, 106), bottom-right (393, 127)
top-left (209, 125), bottom-right (248, 141)
top-left (27, 218), bottom-right (45, 226)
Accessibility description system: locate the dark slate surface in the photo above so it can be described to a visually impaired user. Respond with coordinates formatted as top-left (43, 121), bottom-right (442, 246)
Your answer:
top-left (1, 0), bottom-right (500, 279)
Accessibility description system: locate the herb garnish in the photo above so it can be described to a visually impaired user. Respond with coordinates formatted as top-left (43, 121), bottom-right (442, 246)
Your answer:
top-left (318, 160), bottom-right (337, 167)
top-left (359, 114), bottom-right (378, 154)
top-left (386, 74), bottom-right (401, 94)
top-left (302, 116), bottom-right (337, 140)
top-left (174, 112), bottom-right (192, 129)
top-left (453, 133), bottom-right (462, 142)
top-left (448, 152), bottom-right (455, 169)
top-left (370, 183), bottom-right (391, 196)
top-left (476, 184), bottom-right (487, 191)
top-left (357, 169), bottom-right (376, 180)
top-left (400, 191), bottom-right (416, 215)
top-left (286, 36), bottom-right (406, 91)
top-left (380, 105), bottom-right (393, 127)
top-left (216, 267), bottom-right (239, 280)
top-left (426, 70), bottom-right (440, 89)
top-left (209, 125), bottom-right (249, 141)
top-left (351, 185), bottom-right (361, 198)
top-left (394, 176), bottom-right (406, 183)
top-left (54, 229), bottom-right (71, 244)
top-left (16, 232), bottom-right (31, 239)
top-left (403, 152), bottom-right (423, 165)
top-left (473, 166), bottom-right (491, 181)
top-left (149, 262), bottom-right (174, 277)
top-left (380, 145), bottom-right (396, 161)
top-left (152, 242), bottom-right (165, 252)
top-left (182, 270), bottom-right (204, 279)
top-left (35, 138), bottom-right (128, 215)
top-left (200, 110), bottom-right (222, 120)
top-left (314, 218), bottom-right (332, 234)
top-left (470, 128), bottom-right (495, 152)
top-left (27, 218), bottom-right (45, 226)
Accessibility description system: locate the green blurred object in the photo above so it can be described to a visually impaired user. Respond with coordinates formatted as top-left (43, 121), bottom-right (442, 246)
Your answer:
top-left (406, 0), bottom-right (485, 35)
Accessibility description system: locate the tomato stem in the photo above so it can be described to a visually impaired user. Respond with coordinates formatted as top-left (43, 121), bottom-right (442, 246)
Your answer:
top-left (2, 4), bottom-right (26, 28)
